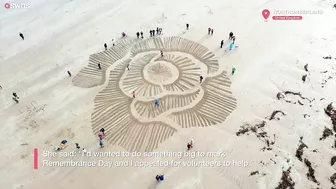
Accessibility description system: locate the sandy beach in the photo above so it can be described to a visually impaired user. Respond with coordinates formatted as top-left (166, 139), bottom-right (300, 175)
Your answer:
top-left (1, 0), bottom-right (336, 188)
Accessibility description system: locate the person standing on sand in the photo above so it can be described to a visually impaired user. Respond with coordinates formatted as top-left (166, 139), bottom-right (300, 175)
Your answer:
top-left (19, 32), bottom-right (24, 40)
top-left (160, 50), bottom-right (163, 57)
top-left (100, 128), bottom-right (105, 135)
top-left (155, 99), bottom-right (159, 106)
top-left (99, 139), bottom-right (104, 148)
top-left (98, 63), bottom-right (101, 70)
top-left (229, 43), bottom-right (234, 51)
top-left (156, 27), bottom-right (159, 35)
top-left (140, 31), bottom-right (143, 38)
top-left (82, 148), bottom-right (87, 155)
top-left (186, 23), bottom-right (189, 30)
top-left (104, 43), bottom-right (107, 50)
top-left (229, 32), bottom-right (233, 39)
top-left (232, 36), bottom-right (236, 44)
top-left (67, 71), bottom-right (71, 77)
top-left (98, 132), bottom-right (103, 140)
top-left (13, 92), bottom-right (19, 99)
top-left (200, 75), bottom-right (203, 83)
top-left (149, 30), bottom-right (152, 37)
top-left (220, 40), bottom-right (224, 48)
top-left (75, 143), bottom-right (80, 150)
top-left (136, 32), bottom-right (140, 38)
top-left (208, 28), bottom-right (211, 35)
top-left (232, 67), bottom-right (236, 75)
top-left (187, 143), bottom-right (191, 150)
top-left (152, 30), bottom-right (155, 36)
top-left (132, 91), bottom-right (135, 98)
top-left (211, 29), bottom-right (214, 35)
top-left (127, 64), bottom-right (130, 71)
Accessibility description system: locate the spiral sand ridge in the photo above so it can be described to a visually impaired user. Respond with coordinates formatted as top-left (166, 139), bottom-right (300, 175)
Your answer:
top-left (73, 37), bottom-right (237, 152)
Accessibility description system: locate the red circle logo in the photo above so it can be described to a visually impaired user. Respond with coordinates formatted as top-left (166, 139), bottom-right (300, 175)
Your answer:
top-left (4, 3), bottom-right (10, 9)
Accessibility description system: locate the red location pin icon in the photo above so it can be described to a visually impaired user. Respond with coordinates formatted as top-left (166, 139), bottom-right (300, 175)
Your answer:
top-left (262, 9), bottom-right (270, 20)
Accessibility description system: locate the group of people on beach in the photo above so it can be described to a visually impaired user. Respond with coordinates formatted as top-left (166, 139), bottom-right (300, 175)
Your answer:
top-left (150, 27), bottom-right (163, 37)
top-left (13, 22), bottom-right (236, 183)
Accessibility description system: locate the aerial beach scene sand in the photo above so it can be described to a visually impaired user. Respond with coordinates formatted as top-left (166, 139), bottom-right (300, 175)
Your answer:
top-left (1, 0), bottom-right (336, 188)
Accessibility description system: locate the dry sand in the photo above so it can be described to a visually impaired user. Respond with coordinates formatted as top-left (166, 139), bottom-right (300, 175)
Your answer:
top-left (1, 0), bottom-right (336, 188)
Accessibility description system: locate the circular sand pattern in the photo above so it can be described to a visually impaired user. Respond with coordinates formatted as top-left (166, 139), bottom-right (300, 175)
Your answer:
top-left (144, 61), bottom-right (178, 85)
top-left (74, 37), bottom-right (236, 152)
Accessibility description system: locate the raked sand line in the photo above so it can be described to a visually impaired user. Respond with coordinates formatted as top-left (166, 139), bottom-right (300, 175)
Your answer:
top-left (91, 60), bottom-right (176, 152)
top-left (168, 71), bottom-right (237, 128)
top-left (121, 53), bottom-right (163, 97)
top-left (134, 89), bottom-right (201, 119)
top-left (158, 53), bottom-right (200, 92)
top-left (87, 36), bottom-right (236, 151)
top-left (131, 36), bottom-right (219, 74)
top-left (72, 38), bottom-right (138, 88)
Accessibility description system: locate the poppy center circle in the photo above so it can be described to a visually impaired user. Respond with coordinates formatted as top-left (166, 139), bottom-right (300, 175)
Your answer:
top-left (143, 61), bottom-right (179, 85)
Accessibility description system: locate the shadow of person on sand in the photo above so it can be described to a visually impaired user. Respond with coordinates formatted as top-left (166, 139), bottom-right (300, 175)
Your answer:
top-left (198, 35), bottom-right (211, 44)
top-left (147, 180), bottom-right (160, 189)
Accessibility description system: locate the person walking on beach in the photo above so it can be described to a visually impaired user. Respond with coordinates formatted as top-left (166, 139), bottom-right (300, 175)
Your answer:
top-left (67, 71), bottom-right (71, 77)
top-left (132, 91), bottom-right (136, 98)
top-left (104, 43), bottom-right (107, 50)
top-left (155, 174), bottom-right (164, 181)
top-left (140, 31), bottom-right (143, 38)
top-left (187, 143), bottom-right (191, 150)
top-left (127, 64), bottom-right (130, 71)
top-left (200, 75), bottom-right (203, 83)
top-left (160, 50), bottom-right (163, 57)
top-left (220, 40), bottom-right (224, 48)
top-left (208, 28), bottom-right (211, 35)
top-left (186, 23), bottom-right (189, 30)
top-left (112, 38), bottom-right (115, 46)
top-left (99, 139), bottom-right (104, 148)
top-left (98, 63), bottom-right (101, 70)
top-left (232, 67), bottom-right (236, 75)
top-left (75, 143), bottom-right (80, 150)
top-left (100, 128), bottom-right (105, 135)
top-left (229, 32), bottom-right (233, 39)
top-left (98, 132), bottom-right (103, 140)
top-left (13, 92), bottom-right (19, 99)
top-left (155, 99), bottom-right (159, 106)
top-left (19, 32), bottom-right (24, 40)
top-left (211, 29), bottom-right (214, 35)
top-left (229, 43), bottom-right (234, 51)
top-left (82, 148), bottom-right (87, 155)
